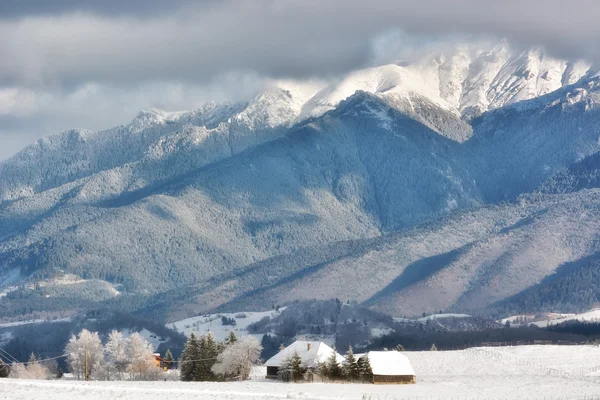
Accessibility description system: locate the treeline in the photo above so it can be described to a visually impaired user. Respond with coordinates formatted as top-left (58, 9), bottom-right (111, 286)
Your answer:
top-left (368, 325), bottom-right (592, 351)
top-left (0, 310), bottom-right (185, 371)
top-left (547, 320), bottom-right (600, 337)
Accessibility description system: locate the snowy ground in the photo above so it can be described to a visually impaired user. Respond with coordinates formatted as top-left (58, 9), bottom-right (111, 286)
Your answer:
top-left (3, 345), bottom-right (600, 399)
top-left (169, 309), bottom-right (285, 342)
top-left (502, 308), bottom-right (600, 328)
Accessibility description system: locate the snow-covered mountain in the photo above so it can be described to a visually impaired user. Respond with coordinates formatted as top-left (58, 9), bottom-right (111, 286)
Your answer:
top-left (1, 40), bottom-right (599, 321)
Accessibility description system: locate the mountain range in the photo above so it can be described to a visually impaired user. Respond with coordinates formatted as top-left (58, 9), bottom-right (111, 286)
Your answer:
top-left (1, 40), bottom-right (600, 322)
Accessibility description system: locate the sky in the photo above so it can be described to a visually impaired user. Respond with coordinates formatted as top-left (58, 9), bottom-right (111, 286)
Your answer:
top-left (1, 0), bottom-right (599, 160)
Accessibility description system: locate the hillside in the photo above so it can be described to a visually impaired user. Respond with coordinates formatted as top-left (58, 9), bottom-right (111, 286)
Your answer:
top-left (1, 41), bottom-right (600, 321)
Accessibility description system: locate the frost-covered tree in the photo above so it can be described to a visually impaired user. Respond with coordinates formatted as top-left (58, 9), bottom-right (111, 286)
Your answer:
top-left (211, 336), bottom-right (262, 380)
top-left (105, 330), bottom-right (129, 380)
top-left (27, 362), bottom-right (51, 380)
top-left (8, 355), bottom-right (50, 380)
top-left (8, 363), bottom-right (27, 379)
top-left (127, 332), bottom-right (159, 380)
top-left (65, 329), bottom-right (105, 380)
top-left (343, 346), bottom-right (359, 381)
top-left (430, 344), bottom-right (438, 351)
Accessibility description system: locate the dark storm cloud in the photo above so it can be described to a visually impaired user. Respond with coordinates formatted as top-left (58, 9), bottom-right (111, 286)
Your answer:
top-left (0, 0), bottom-right (598, 88)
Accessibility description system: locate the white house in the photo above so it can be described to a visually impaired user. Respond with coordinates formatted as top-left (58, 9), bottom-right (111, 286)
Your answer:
top-left (264, 340), bottom-right (344, 378)
top-left (360, 351), bottom-right (416, 384)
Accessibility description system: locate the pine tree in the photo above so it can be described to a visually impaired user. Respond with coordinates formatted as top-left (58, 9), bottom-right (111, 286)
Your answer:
top-left (180, 333), bottom-right (200, 381)
top-left (196, 333), bottom-right (219, 381)
top-left (278, 354), bottom-right (293, 382)
top-left (28, 353), bottom-right (37, 366)
top-left (343, 346), bottom-right (359, 381)
top-left (289, 350), bottom-right (303, 382)
top-left (164, 349), bottom-right (174, 370)
top-left (358, 355), bottom-right (373, 383)
top-left (325, 348), bottom-right (341, 380)
top-left (430, 344), bottom-right (438, 351)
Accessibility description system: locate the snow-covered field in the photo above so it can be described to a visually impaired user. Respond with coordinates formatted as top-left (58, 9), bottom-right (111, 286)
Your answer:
top-left (502, 308), bottom-right (600, 328)
top-left (169, 309), bottom-right (285, 342)
top-left (3, 345), bottom-right (600, 399)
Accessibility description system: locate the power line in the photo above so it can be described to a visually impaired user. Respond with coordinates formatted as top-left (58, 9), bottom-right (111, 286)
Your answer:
top-left (174, 356), bottom-right (219, 364)
top-left (0, 347), bottom-right (20, 363)
top-left (0, 352), bottom-right (13, 364)
top-left (4, 353), bottom-right (67, 365)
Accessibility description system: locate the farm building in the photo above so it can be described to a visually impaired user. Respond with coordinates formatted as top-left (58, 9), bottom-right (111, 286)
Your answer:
top-left (360, 351), bottom-right (416, 384)
top-left (264, 340), bottom-right (343, 379)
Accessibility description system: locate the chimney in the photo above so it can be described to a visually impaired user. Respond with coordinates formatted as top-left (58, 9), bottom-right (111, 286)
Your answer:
top-left (307, 343), bottom-right (311, 351)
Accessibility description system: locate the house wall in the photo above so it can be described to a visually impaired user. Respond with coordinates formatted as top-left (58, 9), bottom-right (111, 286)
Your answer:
top-left (373, 375), bottom-right (416, 384)
top-left (266, 366), bottom-right (280, 378)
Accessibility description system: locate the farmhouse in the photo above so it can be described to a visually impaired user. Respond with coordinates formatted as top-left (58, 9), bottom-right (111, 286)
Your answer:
top-left (264, 340), bottom-right (343, 379)
top-left (360, 351), bottom-right (416, 384)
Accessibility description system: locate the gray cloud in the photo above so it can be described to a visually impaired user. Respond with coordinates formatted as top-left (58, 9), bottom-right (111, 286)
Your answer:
top-left (0, 0), bottom-right (598, 88)
top-left (1, 0), bottom-right (599, 159)
top-left (0, 0), bottom-right (194, 19)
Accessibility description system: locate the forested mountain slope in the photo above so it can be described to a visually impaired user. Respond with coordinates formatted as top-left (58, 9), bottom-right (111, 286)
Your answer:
top-left (1, 42), bottom-right (599, 320)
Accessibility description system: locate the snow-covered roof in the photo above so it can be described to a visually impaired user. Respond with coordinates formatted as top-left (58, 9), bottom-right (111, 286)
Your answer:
top-left (264, 341), bottom-right (343, 368)
top-left (364, 351), bottom-right (415, 377)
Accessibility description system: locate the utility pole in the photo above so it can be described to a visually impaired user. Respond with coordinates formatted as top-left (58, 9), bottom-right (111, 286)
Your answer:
top-left (85, 348), bottom-right (88, 381)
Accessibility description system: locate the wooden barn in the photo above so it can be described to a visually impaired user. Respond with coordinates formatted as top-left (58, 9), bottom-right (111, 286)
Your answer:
top-left (360, 351), bottom-right (416, 384)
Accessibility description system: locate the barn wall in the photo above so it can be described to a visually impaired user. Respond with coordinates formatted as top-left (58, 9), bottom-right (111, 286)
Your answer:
top-left (373, 375), bottom-right (416, 384)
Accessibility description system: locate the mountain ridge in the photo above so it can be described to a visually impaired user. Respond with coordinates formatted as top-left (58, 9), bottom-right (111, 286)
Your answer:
top-left (1, 41), bottom-right (600, 321)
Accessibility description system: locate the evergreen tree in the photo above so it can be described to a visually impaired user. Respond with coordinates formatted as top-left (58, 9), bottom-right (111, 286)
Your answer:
top-left (278, 354), bottom-right (293, 382)
top-left (225, 331), bottom-right (237, 346)
top-left (197, 333), bottom-right (219, 381)
top-left (180, 333), bottom-right (200, 381)
top-left (343, 346), bottom-right (359, 381)
top-left (289, 350), bottom-right (303, 382)
top-left (358, 355), bottom-right (373, 383)
top-left (164, 349), bottom-right (174, 370)
top-left (325, 348), bottom-right (342, 380)
top-left (28, 352), bottom-right (37, 366)
top-left (430, 343), bottom-right (438, 351)
top-left (395, 344), bottom-right (404, 352)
